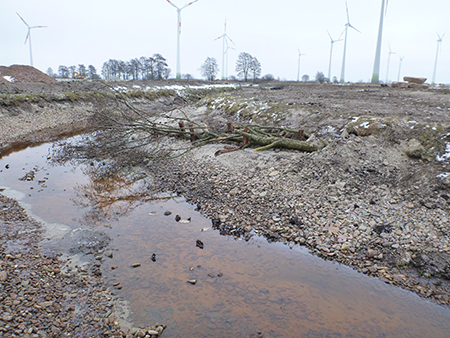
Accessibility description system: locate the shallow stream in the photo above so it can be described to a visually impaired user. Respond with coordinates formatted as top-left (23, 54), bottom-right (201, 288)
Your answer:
top-left (1, 137), bottom-right (450, 337)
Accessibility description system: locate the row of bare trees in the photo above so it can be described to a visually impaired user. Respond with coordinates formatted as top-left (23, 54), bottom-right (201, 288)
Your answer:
top-left (48, 54), bottom-right (171, 80)
top-left (200, 52), bottom-right (262, 82)
top-left (47, 64), bottom-right (99, 79)
top-left (101, 54), bottom-right (171, 80)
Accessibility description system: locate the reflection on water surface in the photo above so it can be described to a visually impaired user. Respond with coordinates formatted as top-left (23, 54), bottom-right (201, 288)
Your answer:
top-left (1, 138), bottom-right (450, 337)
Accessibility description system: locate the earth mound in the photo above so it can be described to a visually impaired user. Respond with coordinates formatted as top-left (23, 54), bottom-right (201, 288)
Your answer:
top-left (0, 64), bottom-right (57, 84)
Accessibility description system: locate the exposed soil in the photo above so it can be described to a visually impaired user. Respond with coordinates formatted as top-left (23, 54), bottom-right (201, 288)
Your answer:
top-left (0, 65), bottom-right (57, 84)
top-left (1, 72), bottom-right (450, 336)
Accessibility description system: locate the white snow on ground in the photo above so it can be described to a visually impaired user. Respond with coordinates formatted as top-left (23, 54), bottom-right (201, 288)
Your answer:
top-left (3, 76), bottom-right (14, 83)
top-left (406, 120), bottom-right (418, 129)
top-left (437, 172), bottom-right (450, 179)
top-left (436, 143), bottom-right (450, 162)
top-left (360, 121), bottom-right (370, 129)
top-left (151, 83), bottom-right (239, 96)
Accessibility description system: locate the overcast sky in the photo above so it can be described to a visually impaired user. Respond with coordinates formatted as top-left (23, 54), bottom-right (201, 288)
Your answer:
top-left (1, 0), bottom-right (449, 83)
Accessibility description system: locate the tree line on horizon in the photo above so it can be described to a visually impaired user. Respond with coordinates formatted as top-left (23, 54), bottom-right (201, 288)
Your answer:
top-left (46, 52), bottom-right (328, 83)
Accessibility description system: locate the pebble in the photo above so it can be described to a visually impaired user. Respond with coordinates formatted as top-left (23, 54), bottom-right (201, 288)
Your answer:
top-left (131, 263), bottom-right (141, 268)
top-left (144, 133), bottom-right (450, 307)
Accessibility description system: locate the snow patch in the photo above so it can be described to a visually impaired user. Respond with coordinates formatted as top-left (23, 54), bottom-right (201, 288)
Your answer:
top-left (3, 76), bottom-right (14, 83)
top-left (437, 172), bottom-right (450, 179)
top-left (436, 143), bottom-right (450, 162)
top-left (360, 121), bottom-right (370, 129)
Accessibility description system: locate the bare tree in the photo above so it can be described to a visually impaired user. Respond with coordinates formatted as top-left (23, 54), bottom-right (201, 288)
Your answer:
top-left (249, 57), bottom-right (261, 81)
top-left (153, 54), bottom-right (170, 80)
top-left (200, 57), bottom-right (219, 81)
top-left (46, 67), bottom-right (55, 78)
top-left (235, 52), bottom-right (254, 81)
top-left (68, 65), bottom-right (76, 78)
top-left (87, 65), bottom-right (99, 79)
top-left (78, 64), bottom-right (87, 77)
top-left (301, 74), bottom-right (309, 82)
top-left (315, 71), bottom-right (326, 83)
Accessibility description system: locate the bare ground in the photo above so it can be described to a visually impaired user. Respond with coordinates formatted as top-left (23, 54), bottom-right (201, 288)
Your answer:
top-left (1, 79), bottom-right (450, 336)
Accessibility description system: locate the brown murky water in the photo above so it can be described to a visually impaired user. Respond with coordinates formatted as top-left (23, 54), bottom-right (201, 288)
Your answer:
top-left (2, 139), bottom-right (450, 337)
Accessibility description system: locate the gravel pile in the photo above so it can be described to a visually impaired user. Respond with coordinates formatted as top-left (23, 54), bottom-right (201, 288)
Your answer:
top-left (144, 136), bottom-right (450, 307)
top-left (0, 194), bottom-right (130, 337)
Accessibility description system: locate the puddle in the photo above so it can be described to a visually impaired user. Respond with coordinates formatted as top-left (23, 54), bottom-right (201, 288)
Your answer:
top-left (1, 137), bottom-right (450, 337)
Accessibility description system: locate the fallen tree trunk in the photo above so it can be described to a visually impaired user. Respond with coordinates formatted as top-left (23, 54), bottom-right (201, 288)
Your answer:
top-left (234, 130), bottom-right (320, 152)
top-left (91, 91), bottom-right (324, 161)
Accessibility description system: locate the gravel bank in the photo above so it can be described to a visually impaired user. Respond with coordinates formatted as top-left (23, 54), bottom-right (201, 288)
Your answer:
top-left (0, 194), bottom-right (127, 337)
top-left (144, 134), bottom-right (450, 307)
top-left (1, 80), bottom-right (450, 337)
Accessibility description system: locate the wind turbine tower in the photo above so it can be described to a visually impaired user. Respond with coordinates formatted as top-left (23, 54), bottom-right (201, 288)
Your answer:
top-left (327, 30), bottom-right (342, 81)
top-left (215, 20), bottom-right (235, 80)
top-left (224, 40), bottom-right (236, 80)
top-left (166, 0), bottom-right (199, 79)
top-left (431, 33), bottom-right (444, 85)
top-left (16, 12), bottom-right (47, 67)
top-left (297, 50), bottom-right (305, 82)
top-left (397, 55), bottom-right (404, 82)
top-left (371, 0), bottom-right (387, 83)
top-left (340, 2), bottom-right (361, 83)
top-left (385, 45), bottom-right (395, 83)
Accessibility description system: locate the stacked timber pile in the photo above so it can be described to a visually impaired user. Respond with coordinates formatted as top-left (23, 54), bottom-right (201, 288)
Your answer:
top-left (391, 76), bottom-right (428, 89)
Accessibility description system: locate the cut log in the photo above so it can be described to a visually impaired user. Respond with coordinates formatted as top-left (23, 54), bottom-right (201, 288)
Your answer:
top-left (235, 130), bottom-right (320, 152)
top-left (403, 76), bottom-right (427, 84)
top-left (390, 82), bottom-right (408, 88)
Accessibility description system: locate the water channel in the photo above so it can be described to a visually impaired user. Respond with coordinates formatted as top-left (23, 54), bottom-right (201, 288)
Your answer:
top-left (1, 137), bottom-right (450, 337)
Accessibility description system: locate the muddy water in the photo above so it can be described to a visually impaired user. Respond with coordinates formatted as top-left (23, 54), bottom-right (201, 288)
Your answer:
top-left (2, 139), bottom-right (450, 337)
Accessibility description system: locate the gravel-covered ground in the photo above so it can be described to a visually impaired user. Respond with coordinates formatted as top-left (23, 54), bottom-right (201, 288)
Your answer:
top-left (1, 78), bottom-right (450, 336)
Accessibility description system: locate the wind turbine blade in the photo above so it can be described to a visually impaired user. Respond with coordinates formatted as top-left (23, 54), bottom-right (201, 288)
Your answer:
top-left (16, 12), bottom-right (30, 27)
top-left (214, 35), bottom-right (223, 41)
top-left (180, 0), bottom-right (198, 10)
top-left (348, 24), bottom-right (361, 34)
top-left (327, 29), bottom-right (333, 42)
top-left (31, 26), bottom-right (47, 29)
top-left (166, 0), bottom-right (179, 9)
top-left (24, 32), bottom-right (30, 44)
top-left (385, 0), bottom-right (389, 16)
top-left (345, 1), bottom-right (350, 23)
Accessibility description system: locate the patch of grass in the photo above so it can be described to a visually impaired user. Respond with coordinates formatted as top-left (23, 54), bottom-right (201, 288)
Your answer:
top-left (417, 123), bottom-right (447, 159)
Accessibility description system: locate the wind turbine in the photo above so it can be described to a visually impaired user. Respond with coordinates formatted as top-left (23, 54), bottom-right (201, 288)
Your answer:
top-left (215, 20), bottom-right (235, 80)
top-left (385, 45), bottom-right (395, 83)
top-left (327, 30), bottom-right (343, 82)
top-left (340, 1), bottom-right (361, 83)
top-left (16, 12), bottom-right (47, 67)
top-left (166, 0), bottom-right (198, 79)
top-left (371, 0), bottom-right (388, 83)
top-left (397, 55), bottom-right (404, 82)
top-left (224, 40), bottom-right (236, 80)
top-left (431, 33), bottom-right (445, 85)
top-left (297, 49), bottom-right (305, 82)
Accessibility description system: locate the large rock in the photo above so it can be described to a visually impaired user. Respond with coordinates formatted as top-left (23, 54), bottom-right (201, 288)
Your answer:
top-left (402, 138), bottom-right (425, 158)
top-left (403, 76), bottom-right (427, 84)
